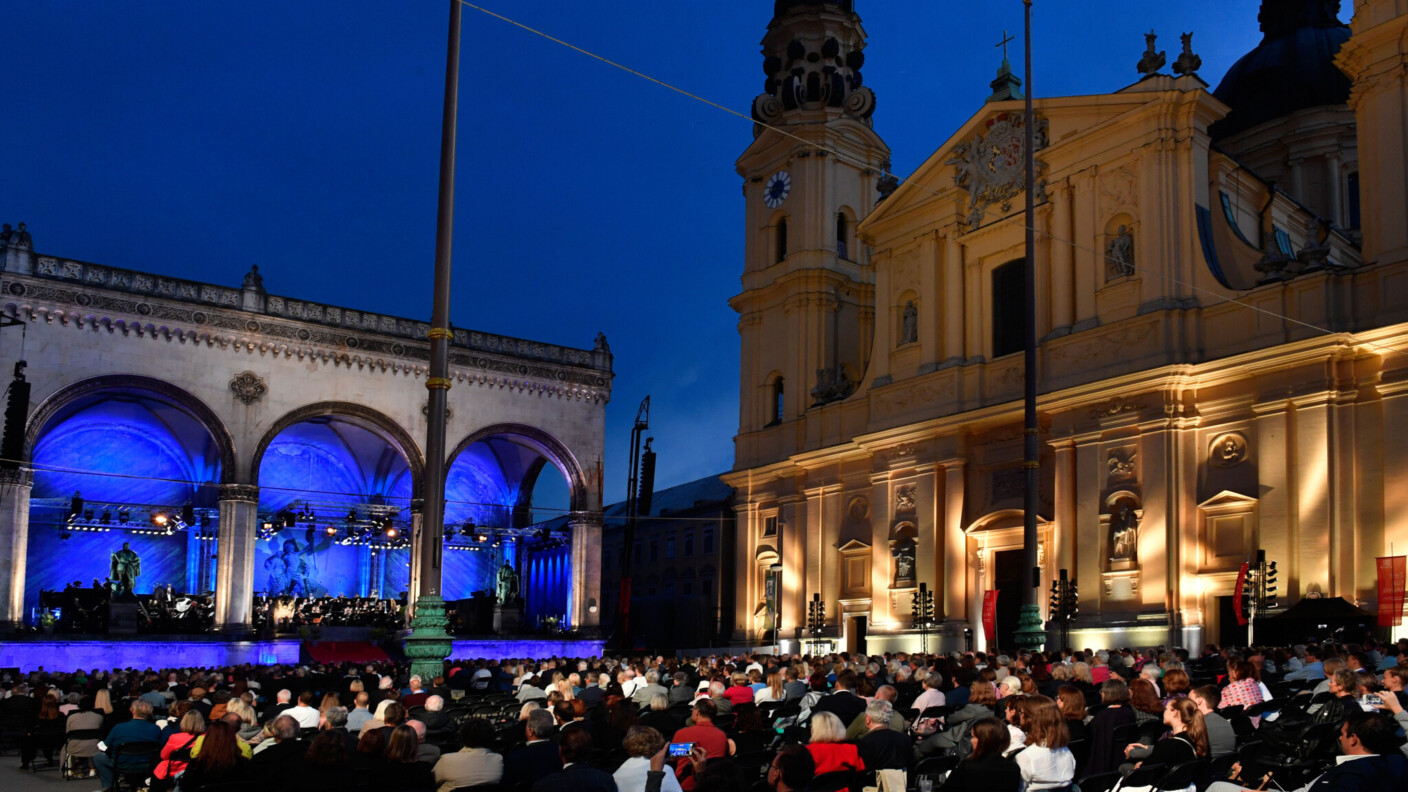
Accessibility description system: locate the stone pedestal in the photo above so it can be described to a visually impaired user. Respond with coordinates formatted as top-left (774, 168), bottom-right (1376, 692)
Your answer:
top-left (403, 594), bottom-right (452, 681)
top-left (492, 603), bottom-right (521, 634)
top-left (108, 603), bottom-right (139, 635)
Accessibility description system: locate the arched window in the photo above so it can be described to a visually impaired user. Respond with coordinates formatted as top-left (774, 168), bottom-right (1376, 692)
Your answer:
top-left (991, 259), bottom-right (1024, 358)
top-left (776, 218), bottom-right (788, 264)
top-left (836, 212), bottom-right (849, 260)
top-left (766, 375), bottom-right (785, 426)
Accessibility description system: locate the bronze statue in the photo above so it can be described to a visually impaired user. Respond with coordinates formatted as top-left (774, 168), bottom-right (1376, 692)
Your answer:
top-left (111, 542), bottom-right (141, 598)
top-left (495, 562), bottom-right (519, 605)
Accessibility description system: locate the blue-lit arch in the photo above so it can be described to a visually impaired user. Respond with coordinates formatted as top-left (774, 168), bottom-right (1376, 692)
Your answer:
top-left (24, 378), bottom-right (231, 612)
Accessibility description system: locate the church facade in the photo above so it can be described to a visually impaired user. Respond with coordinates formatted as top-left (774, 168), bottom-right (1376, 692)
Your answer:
top-left (725, 0), bottom-right (1408, 652)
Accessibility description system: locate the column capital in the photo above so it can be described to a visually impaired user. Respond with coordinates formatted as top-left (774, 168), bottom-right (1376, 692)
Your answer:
top-left (218, 483), bottom-right (260, 503)
top-left (409, 498), bottom-right (425, 515)
top-left (0, 467), bottom-right (33, 487)
top-left (567, 510), bottom-right (604, 527)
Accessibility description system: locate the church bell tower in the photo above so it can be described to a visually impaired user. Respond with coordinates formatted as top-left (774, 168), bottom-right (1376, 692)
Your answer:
top-left (732, 0), bottom-right (891, 466)
top-left (1336, 0), bottom-right (1408, 268)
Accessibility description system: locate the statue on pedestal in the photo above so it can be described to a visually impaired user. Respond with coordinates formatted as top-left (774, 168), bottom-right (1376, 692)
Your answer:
top-left (892, 538), bottom-right (916, 586)
top-left (495, 562), bottom-right (519, 605)
top-left (110, 542), bottom-right (141, 598)
top-left (1110, 503), bottom-right (1139, 563)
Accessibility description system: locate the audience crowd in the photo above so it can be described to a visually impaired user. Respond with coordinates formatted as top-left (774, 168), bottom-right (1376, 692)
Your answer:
top-left (0, 636), bottom-right (1405, 792)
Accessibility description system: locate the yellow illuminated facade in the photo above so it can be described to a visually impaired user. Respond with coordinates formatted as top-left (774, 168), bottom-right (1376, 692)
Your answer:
top-left (725, 1), bottom-right (1408, 652)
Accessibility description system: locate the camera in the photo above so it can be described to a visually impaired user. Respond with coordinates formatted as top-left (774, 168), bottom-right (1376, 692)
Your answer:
top-left (667, 742), bottom-right (695, 758)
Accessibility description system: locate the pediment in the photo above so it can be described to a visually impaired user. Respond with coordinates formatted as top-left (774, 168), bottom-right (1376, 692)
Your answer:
top-left (861, 93), bottom-right (1179, 233)
top-left (1197, 490), bottom-right (1258, 510)
top-left (837, 539), bottom-right (872, 552)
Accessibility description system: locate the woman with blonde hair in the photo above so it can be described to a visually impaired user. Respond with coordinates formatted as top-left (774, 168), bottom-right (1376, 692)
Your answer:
top-left (553, 678), bottom-right (575, 700)
top-left (92, 688), bottom-right (113, 715)
top-left (225, 697), bottom-right (262, 742)
top-left (1014, 696), bottom-right (1075, 790)
top-left (806, 711), bottom-right (864, 775)
top-left (754, 670), bottom-right (786, 704)
top-left (152, 710), bottom-right (205, 792)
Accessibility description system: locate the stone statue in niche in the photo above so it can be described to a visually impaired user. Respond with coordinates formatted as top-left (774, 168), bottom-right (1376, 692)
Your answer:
top-left (1110, 502), bottom-right (1139, 562)
top-left (1107, 225), bottom-right (1136, 279)
top-left (900, 301), bottom-right (918, 345)
top-left (892, 538), bottom-right (916, 585)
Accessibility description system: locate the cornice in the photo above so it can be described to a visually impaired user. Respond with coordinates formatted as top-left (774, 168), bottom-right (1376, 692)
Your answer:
top-left (2, 275), bottom-right (610, 404)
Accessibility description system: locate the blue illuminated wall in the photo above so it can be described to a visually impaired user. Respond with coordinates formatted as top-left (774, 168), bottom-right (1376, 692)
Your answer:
top-left (25, 529), bottom-right (187, 612)
top-left (523, 545), bottom-right (570, 628)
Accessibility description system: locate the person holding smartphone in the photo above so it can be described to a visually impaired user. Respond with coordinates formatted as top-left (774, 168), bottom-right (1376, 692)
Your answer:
top-left (615, 726), bottom-right (683, 792)
top-left (671, 699), bottom-right (733, 791)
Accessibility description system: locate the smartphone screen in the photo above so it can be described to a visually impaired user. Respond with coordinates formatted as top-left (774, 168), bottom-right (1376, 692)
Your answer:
top-left (667, 742), bottom-right (694, 758)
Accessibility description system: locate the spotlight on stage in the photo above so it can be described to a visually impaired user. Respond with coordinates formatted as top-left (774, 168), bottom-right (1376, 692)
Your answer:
top-left (588, 598), bottom-right (598, 614)
top-left (100, 511), bottom-right (111, 525)
top-left (151, 512), bottom-right (169, 528)
top-left (385, 525), bottom-right (398, 539)
top-left (68, 491), bottom-right (83, 522)
top-left (325, 524), bottom-right (337, 537)
top-left (118, 508), bottom-right (131, 523)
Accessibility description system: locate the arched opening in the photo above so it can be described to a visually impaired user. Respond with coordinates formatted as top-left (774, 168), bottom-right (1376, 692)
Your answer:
top-left (25, 379), bottom-right (231, 622)
top-left (252, 407), bottom-right (420, 600)
top-left (836, 211), bottom-right (850, 260)
top-left (445, 425), bottom-right (584, 628)
top-left (766, 372), bottom-right (785, 426)
top-left (776, 217), bottom-right (789, 264)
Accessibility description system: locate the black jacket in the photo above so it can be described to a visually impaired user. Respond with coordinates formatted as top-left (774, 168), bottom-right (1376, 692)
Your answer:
top-left (532, 763), bottom-right (618, 792)
top-left (503, 739), bottom-right (563, 789)
top-left (811, 691), bottom-right (867, 726)
top-left (940, 753), bottom-right (1022, 792)
top-left (857, 726), bottom-right (913, 771)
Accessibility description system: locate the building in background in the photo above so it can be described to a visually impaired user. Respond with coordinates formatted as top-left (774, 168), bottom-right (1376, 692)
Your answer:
top-left (727, 0), bottom-right (1408, 652)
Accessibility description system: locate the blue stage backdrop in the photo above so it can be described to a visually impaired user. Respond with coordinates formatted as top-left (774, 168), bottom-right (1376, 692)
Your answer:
top-left (25, 528), bottom-right (187, 613)
top-left (253, 533), bottom-right (495, 600)
top-left (523, 545), bottom-right (571, 629)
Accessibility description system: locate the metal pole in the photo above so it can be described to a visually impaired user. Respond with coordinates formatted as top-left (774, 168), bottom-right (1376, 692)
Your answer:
top-left (1013, 0), bottom-right (1047, 653)
top-left (404, 0), bottom-right (462, 680)
top-left (617, 396), bottom-right (649, 652)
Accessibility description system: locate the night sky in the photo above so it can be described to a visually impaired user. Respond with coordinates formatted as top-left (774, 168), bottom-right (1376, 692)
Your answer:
top-left (1, 1), bottom-right (1265, 508)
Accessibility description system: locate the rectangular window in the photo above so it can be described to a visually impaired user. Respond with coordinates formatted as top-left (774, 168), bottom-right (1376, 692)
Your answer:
top-left (684, 533), bottom-right (694, 556)
top-left (764, 516), bottom-right (778, 536)
top-left (649, 540), bottom-right (659, 562)
top-left (703, 578), bottom-right (713, 597)
top-left (991, 259), bottom-right (1024, 358)
top-left (665, 537), bottom-right (676, 559)
top-left (703, 529), bottom-right (715, 554)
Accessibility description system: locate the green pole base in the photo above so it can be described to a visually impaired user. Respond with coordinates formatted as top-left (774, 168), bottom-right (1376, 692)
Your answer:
top-left (403, 594), bottom-right (453, 682)
top-left (1011, 603), bottom-right (1048, 652)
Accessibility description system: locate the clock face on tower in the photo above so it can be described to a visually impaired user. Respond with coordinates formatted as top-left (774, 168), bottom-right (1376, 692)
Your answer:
top-left (764, 170), bottom-right (791, 208)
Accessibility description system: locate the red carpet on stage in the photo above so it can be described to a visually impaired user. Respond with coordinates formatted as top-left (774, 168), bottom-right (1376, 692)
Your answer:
top-left (304, 641), bottom-right (390, 664)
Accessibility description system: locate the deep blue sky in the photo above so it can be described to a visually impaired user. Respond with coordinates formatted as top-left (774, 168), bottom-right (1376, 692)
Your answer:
top-left (1, 1), bottom-right (1267, 509)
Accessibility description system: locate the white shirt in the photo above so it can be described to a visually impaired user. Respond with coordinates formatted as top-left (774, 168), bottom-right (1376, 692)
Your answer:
top-left (284, 704), bottom-right (320, 728)
top-left (613, 756), bottom-right (683, 792)
top-left (621, 677), bottom-right (644, 698)
top-left (1016, 745), bottom-right (1076, 790)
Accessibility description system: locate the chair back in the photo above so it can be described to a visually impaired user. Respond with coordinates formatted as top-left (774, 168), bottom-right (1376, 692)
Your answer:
top-left (1156, 757), bottom-right (1210, 790)
top-left (1120, 762), bottom-right (1166, 789)
top-left (810, 770), bottom-right (858, 792)
top-left (1073, 770), bottom-right (1123, 792)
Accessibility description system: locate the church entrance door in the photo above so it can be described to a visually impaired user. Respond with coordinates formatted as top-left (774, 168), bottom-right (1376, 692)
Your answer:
top-left (993, 549), bottom-right (1024, 651)
top-left (845, 614), bottom-right (867, 655)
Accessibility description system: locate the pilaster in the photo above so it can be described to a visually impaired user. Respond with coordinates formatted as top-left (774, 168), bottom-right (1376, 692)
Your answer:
top-left (568, 511), bottom-right (603, 632)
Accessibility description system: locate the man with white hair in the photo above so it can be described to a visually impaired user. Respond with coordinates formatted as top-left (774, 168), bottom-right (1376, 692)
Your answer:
top-left (261, 688), bottom-right (293, 723)
top-left (620, 668), bottom-right (643, 699)
top-left (632, 669), bottom-right (667, 705)
top-left (404, 675), bottom-right (429, 708)
top-left (418, 694), bottom-right (455, 743)
top-left (406, 718), bottom-right (441, 763)
top-left (1139, 664), bottom-right (1162, 696)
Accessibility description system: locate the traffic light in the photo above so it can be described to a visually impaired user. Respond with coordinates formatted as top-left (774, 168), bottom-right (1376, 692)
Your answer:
top-left (1, 360), bottom-right (30, 471)
top-left (1263, 560), bottom-right (1278, 609)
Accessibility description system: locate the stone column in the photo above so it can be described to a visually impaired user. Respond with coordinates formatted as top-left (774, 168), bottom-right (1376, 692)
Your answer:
top-left (567, 511), bottom-right (603, 633)
top-left (1050, 181), bottom-right (1074, 332)
top-left (405, 501), bottom-right (424, 617)
top-left (1052, 440), bottom-right (1077, 577)
top-left (942, 235), bottom-right (965, 365)
top-left (0, 468), bottom-right (32, 629)
top-left (214, 484), bottom-right (259, 634)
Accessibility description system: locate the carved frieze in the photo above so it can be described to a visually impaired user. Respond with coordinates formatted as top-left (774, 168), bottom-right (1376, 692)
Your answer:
top-left (949, 112), bottom-right (1049, 229)
top-left (1088, 395), bottom-right (1145, 421)
top-left (1051, 323), bottom-right (1155, 368)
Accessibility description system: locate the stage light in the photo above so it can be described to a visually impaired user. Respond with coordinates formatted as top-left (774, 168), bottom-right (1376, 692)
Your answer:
top-left (69, 491), bottom-right (83, 520)
top-left (588, 598), bottom-right (598, 614)
top-left (152, 512), bottom-right (169, 527)
top-left (118, 509), bottom-right (131, 523)
top-left (100, 511), bottom-right (111, 525)
top-left (385, 526), bottom-right (398, 539)
top-left (325, 525), bottom-right (337, 537)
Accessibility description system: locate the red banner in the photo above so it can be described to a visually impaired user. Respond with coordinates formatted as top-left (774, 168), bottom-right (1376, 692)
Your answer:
top-left (1377, 556), bottom-right (1406, 627)
top-left (1233, 562), bottom-right (1249, 626)
top-left (982, 589), bottom-right (999, 646)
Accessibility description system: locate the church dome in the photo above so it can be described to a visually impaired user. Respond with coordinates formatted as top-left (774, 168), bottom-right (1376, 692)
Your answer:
top-left (1210, 0), bottom-right (1351, 140)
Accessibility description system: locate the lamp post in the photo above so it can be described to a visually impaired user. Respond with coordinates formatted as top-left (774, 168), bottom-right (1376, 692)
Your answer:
top-left (1012, 0), bottom-right (1048, 653)
top-left (403, 0), bottom-right (462, 680)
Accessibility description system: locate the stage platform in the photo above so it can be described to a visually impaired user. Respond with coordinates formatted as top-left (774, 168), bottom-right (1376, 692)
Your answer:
top-left (0, 634), bottom-right (605, 672)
